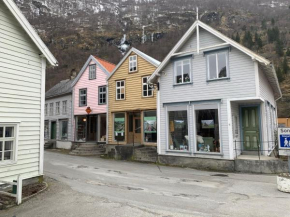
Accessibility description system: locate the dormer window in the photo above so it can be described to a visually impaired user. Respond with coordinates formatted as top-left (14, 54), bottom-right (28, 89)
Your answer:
top-left (206, 51), bottom-right (228, 80)
top-left (174, 59), bottom-right (191, 84)
top-left (89, 64), bottom-right (96, 80)
top-left (129, 55), bottom-right (137, 72)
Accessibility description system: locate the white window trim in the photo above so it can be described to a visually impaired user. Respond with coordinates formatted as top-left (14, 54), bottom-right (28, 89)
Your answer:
top-left (116, 80), bottom-right (125, 100)
top-left (174, 59), bottom-right (192, 85)
top-left (193, 103), bottom-right (222, 154)
top-left (206, 51), bottom-right (229, 81)
top-left (0, 123), bottom-right (20, 166)
top-left (129, 55), bottom-right (138, 73)
top-left (166, 105), bottom-right (191, 153)
top-left (79, 88), bottom-right (87, 107)
top-left (56, 102), bottom-right (60, 115)
top-left (49, 103), bottom-right (54, 116)
top-left (62, 100), bottom-right (67, 115)
top-left (142, 76), bottom-right (154, 98)
top-left (59, 119), bottom-right (69, 141)
top-left (89, 64), bottom-right (96, 80)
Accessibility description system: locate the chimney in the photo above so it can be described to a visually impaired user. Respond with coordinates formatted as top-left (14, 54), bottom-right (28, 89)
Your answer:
top-left (70, 69), bottom-right (77, 80)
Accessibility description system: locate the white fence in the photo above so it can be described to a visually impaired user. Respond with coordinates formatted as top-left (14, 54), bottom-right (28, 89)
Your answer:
top-left (0, 175), bottom-right (22, 205)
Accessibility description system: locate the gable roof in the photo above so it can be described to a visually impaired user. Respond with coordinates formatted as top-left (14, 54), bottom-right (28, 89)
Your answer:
top-left (46, 79), bottom-right (74, 99)
top-left (71, 55), bottom-right (116, 87)
top-left (149, 20), bottom-right (282, 100)
top-left (107, 47), bottom-right (161, 80)
top-left (3, 0), bottom-right (57, 66)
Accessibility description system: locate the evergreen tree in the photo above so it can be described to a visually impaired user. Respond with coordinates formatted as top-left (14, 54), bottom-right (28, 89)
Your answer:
top-left (276, 66), bottom-right (284, 82)
top-left (255, 33), bottom-right (263, 49)
top-left (271, 18), bottom-right (275, 26)
top-left (276, 40), bottom-right (284, 57)
top-left (268, 27), bottom-right (280, 43)
top-left (243, 31), bottom-right (253, 48)
top-left (235, 32), bottom-right (240, 43)
top-left (286, 48), bottom-right (290, 56)
top-left (261, 19), bottom-right (267, 30)
top-left (282, 56), bottom-right (289, 74)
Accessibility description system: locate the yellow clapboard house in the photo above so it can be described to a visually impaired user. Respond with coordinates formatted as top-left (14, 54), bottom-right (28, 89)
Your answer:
top-left (107, 48), bottom-right (160, 146)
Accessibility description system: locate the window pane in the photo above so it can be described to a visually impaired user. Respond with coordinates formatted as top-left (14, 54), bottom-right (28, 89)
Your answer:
top-left (144, 111), bottom-right (157, 143)
top-left (0, 141), bottom-right (2, 151)
top-left (208, 55), bottom-right (217, 79)
top-left (183, 63), bottom-right (190, 83)
top-left (4, 151), bottom-right (12, 160)
top-left (121, 81), bottom-right (124, 86)
top-left (218, 53), bottom-right (227, 78)
top-left (5, 141), bottom-right (13, 151)
top-left (176, 62), bottom-right (182, 84)
top-left (0, 127), bottom-right (3, 138)
top-left (114, 113), bottom-right (125, 141)
top-left (61, 121), bottom-right (68, 140)
top-left (76, 116), bottom-right (87, 142)
top-left (135, 119), bottom-right (141, 133)
top-left (195, 109), bottom-right (220, 153)
top-left (168, 110), bottom-right (188, 151)
top-left (148, 89), bottom-right (152, 96)
top-left (5, 127), bottom-right (14, 138)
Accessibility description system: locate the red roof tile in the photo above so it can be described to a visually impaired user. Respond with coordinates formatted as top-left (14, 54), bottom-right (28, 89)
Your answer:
top-left (93, 56), bottom-right (116, 73)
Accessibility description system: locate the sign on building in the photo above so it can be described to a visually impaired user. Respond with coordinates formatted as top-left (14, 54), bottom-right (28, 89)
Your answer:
top-left (278, 128), bottom-right (290, 156)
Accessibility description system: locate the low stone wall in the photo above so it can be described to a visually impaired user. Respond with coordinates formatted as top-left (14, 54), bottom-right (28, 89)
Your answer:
top-left (56, 141), bottom-right (72, 150)
top-left (234, 159), bottom-right (288, 174)
top-left (159, 155), bottom-right (235, 172)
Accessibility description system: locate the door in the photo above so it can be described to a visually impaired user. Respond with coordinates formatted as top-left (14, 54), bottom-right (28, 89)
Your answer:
top-left (128, 112), bottom-right (141, 144)
top-left (51, 121), bottom-right (56, 140)
top-left (241, 106), bottom-right (260, 151)
top-left (87, 115), bottom-right (97, 141)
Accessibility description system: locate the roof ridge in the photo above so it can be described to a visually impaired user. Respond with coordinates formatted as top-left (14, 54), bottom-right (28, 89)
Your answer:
top-left (93, 55), bottom-right (116, 67)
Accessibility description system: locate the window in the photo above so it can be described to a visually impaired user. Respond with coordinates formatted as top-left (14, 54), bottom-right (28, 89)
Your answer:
top-left (174, 59), bottom-right (191, 84)
top-left (76, 116), bottom-right (87, 142)
top-left (56, 102), bottom-right (60, 115)
top-left (89, 64), bottom-right (96, 80)
top-left (129, 55), bottom-right (137, 72)
top-left (49, 103), bottom-right (53, 116)
top-left (62, 100), bottom-right (67, 114)
top-left (195, 105), bottom-right (220, 153)
top-left (116, 80), bottom-right (125, 100)
top-left (168, 110), bottom-right (189, 151)
top-left (99, 86), bottom-right (107, 105)
top-left (0, 125), bottom-right (17, 162)
top-left (79, 89), bottom-right (87, 106)
top-left (207, 51), bottom-right (228, 80)
top-left (59, 120), bottom-right (68, 140)
top-left (142, 77), bottom-right (153, 97)
top-left (45, 104), bottom-right (48, 116)
top-left (144, 111), bottom-right (157, 143)
top-left (114, 113), bottom-right (125, 141)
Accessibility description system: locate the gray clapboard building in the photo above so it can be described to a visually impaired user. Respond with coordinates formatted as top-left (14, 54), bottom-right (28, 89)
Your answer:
top-left (149, 19), bottom-right (281, 170)
top-left (45, 79), bottom-right (74, 149)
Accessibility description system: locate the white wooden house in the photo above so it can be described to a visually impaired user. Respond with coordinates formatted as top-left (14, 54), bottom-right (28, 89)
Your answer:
top-left (149, 19), bottom-right (281, 169)
top-left (0, 0), bottom-right (57, 182)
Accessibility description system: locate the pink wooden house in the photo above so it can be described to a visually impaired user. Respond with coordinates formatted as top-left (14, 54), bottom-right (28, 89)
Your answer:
top-left (72, 55), bottom-right (115, 142)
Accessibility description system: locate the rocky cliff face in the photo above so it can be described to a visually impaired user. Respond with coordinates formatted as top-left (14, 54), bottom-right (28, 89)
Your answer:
top-left (14, 0), bottom-right (290, 117)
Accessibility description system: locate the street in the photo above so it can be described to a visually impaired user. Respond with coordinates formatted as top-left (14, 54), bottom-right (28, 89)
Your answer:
top-left (1, 150), bottom-right (290, 217)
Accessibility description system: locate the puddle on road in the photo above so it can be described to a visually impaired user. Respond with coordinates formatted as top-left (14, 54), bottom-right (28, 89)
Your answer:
top-left (127, 187), bottom-right (144, 191)
top-left (77, 165), bottom-right (88, 169)
top-left (211, 174), bottom-right (229, 177)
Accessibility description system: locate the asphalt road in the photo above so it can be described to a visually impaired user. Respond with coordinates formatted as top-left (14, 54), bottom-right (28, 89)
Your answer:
top-left (1, 150), bottom-right (290, 217)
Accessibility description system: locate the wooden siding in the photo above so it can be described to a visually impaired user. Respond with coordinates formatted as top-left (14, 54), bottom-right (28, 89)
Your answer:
top-left (258, 67), bottom-right (275, 106)
top-left (74, 60), bottom-right (107, 115)
top-left (0, 1), bottom-right (43, 181)
top-left (45, 94), bottom-right (73, 142)
top-left (158, 28), bottom-right (257, 160)
top-left (107, 52), bottom-right (157, 144)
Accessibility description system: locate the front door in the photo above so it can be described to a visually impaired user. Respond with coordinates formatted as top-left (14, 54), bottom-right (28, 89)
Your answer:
top-left (87, 115), bottom-right (97, 141)
top-left (128, 112), bottom-right (141, 144)
top-left (241, 106), bottom-right (260, 151)
top-left (51, 121), bottom-right (56, 140)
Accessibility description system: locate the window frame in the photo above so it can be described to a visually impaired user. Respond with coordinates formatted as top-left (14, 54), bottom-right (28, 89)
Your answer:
top-left (193, 103), bottom-right (222, 154)
top-left (79, 88), bottom-right (87, 107)
top-left (49, 103), bottom-right (54, 116)
top-left (55, 102), bottom-right (60, 115)
top-left (98, 86), bottom-right (107, 105)
top-left (59, 119), bottom-right (69, 141)
top-left (45, 104), bottom-right (48, 116)
top-left (206, 50), bottom-right (229, 81)
top-left (174, 58), bottom-right (192, 85)
top-left (116, 80), bottom-right (125, 100)
top-left (89, 64), bottom-right (96, 80)
top-left (114, 113), bottom-right (126, 142)
top-left (129, 55), bottom-right (138, 73)
top-left (62, 100), bottom-right (67, 115)
top-left (0, 123), bottom-right (19, 164)
top-left (142, 76), bottom-right (154, 98)
top-left (166, 105), bottom-right (190, 153)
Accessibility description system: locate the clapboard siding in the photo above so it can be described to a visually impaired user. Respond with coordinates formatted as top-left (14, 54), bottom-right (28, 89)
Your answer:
top-left (0, 0), bottom-right (43, 181)
top-left (259, 67), bottom-right (275, 106)
top-left (158, 29), bottom-right (257, 160)
top-left (107, 52), bottom-right (158, 144)
top-left (45, 94), bottom-right (73, 141)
